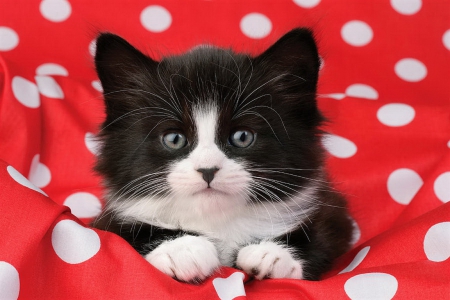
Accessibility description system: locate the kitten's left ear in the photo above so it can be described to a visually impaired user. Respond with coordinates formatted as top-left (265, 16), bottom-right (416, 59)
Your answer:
top-left (94, 33), bottom-right (158, 94)
top-left (255, 28), bottom-right (320, 90)
top-left (94, 33), bottom-right (159, 121)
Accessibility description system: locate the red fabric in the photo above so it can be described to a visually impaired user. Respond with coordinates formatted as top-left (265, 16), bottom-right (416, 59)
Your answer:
top-left (1, 0), bottom-right (449, 299)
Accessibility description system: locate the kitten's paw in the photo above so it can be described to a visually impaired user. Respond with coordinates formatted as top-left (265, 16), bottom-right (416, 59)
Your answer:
top-left (236, 241), bottom-right (303, 280)
top-left (145, 235), bottom-right (220, 283)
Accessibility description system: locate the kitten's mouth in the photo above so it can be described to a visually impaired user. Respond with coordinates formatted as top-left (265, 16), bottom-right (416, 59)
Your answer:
top-left (194, 187), bottom-right (226, 196)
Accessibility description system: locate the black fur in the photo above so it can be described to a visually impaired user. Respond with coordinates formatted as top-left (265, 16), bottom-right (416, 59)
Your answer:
top-left (92, 29), bottom-right (353, 281)
top-left (93, 216), bottom-right (196, 255)
top-left (278, 189), bottom-right (352, 280)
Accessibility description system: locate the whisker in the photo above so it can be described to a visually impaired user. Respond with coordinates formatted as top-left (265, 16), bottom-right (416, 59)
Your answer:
top-left (157, 62), bottom-right (183, 115)
top-left (237, 55), bottom-right (254, 101)
top-left (233, 94), bottom-right (272, 115)
top-left (236, 111), bottom-right (282, 143)
top-left (234, 105), bottom-right (289, 139)
top-left (235, 73), bottom-right (288, 112)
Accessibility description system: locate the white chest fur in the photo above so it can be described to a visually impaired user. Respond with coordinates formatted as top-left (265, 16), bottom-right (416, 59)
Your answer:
top-left (110, 185), bottom-right (317, 265)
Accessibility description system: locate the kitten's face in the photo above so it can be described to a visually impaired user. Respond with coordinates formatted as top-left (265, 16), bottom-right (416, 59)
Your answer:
top-left (165, 104), bottom-right (252, 214)
top-left (95, 30), bottom-right (323, 218)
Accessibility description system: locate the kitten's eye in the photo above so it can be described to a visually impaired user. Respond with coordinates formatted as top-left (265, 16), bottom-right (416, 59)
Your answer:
top-left (162, 132), bottom-right (187, 150)
top-left (229, 130), bottom-right (255, 148)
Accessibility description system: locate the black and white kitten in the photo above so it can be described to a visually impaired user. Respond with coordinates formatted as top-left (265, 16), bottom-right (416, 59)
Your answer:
top-left (92, 29), bottom-right (353, 283)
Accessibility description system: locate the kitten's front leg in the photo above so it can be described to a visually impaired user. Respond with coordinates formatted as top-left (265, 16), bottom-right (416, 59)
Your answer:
top-left (145, 235), bottom-right (220, 283)
top-left (236, 241), bottom-right (304, 280)
top-left (92, 215), bottom-right (220, 283)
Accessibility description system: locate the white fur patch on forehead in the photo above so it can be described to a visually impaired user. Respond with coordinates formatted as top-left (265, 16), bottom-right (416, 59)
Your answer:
top-left (193, 103), bottom-right (218, 147)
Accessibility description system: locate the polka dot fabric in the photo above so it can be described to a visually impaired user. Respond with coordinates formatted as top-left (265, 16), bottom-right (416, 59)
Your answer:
top-left (0, 0), bottom-right (449, 298)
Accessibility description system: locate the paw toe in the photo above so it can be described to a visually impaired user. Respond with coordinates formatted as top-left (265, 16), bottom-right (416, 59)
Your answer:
top-left (236, 241), bottom-right (304, 280)
top-left (250, 267), bottom-right (260, 276)
top-left (145, 235), bottom-right (220, 282)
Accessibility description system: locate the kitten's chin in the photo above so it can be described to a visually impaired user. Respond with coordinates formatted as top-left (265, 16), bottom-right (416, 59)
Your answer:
top-left (192, 189), bottom-right (245, 215)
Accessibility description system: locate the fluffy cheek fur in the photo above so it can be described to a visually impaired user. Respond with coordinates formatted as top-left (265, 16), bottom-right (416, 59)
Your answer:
top-left (167, 146), bottom-right (252, 215)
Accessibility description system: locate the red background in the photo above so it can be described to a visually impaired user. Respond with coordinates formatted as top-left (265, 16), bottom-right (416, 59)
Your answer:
top-left (0, 0), bottom-right (449, 299)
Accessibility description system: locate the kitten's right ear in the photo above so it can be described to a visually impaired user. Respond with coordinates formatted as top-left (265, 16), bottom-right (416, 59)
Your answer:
top-left (254, 28), bottom-right (320, 91)
top-left (94, 33), bottom-right (157, 97)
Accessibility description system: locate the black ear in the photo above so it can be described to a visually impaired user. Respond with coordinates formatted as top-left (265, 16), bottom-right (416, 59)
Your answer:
top-left (94, 33), bottom-right (158, 118)
top-left (255, 28), bottom-right (320, 90)
top-left (95, 33), bottom-right (158, 93)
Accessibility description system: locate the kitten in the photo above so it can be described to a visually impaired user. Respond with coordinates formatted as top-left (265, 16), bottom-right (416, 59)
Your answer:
top-left (92, 28), bottom-right (354, 283)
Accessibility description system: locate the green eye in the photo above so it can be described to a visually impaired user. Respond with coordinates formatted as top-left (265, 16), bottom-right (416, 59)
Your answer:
top-left (162, 132), bottom-right (187, 150)
top-left (229, 130), bottom-right (255, 148)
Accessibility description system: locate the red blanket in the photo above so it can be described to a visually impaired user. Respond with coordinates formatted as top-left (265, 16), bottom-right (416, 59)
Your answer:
top-left (1, 0), bottom-right (449, 299)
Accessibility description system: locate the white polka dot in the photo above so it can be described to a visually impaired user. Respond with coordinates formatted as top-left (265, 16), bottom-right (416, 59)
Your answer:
top-left (341, 21), bottom-right (373, 47)
top-left (40, 0), bottom-right (72, 22)
top-left (91, 80), bottom-right (103, 93)
top-left (0, 26), bottom-right (19, 51)
top-left (28, 154), bottom-right (51, 188)
top-left (377, 103), bottom-right (415, 127)
top-left (322, 134), bottom-right (357, 158)
top-left (12, 76), bottom-right (40, 108)
top-left (85, 132), bottom-right (101, 155)
top-left (350, 218), bottom-right (361, 246)
top-left (140, 5), bottom-right (172, 33)
top-left (391, 0), bottom-right (422, 15)
top-left (345, 84), bottom-right (378, 100)
top-left (319, 93), bottom-right (346, 100)
top-left (319, 56), bottom-right (325, 70)
top-left (36, 63), bottom-right (68, 76)
top-left (394, 58), bottom-right (427, 82)
top-left (339, 246), bottom-right (370, 274)
top-left (434, 172), bottom-right (450, 203)
top-left (240, 13), bottom-right (272, 39)
top-left (345, 273), bottom-right (398, 300)
top-left (387, 168), bottom-right (423, 205)
top-left (51, 219), bottom-right (100, 264)
top-left (293, 0), bottom-right (321, 8)
top-left (89, 39), bottom-right (96, 56)
top-left (0, 261), bottom-right (20, 300)
top-left (6, 165), bottom-right (47, 196)
top-left (443, 30), bottom-right (450, 51)
top-left (424, 222), bottom-right (450, 262)
top-left (447, 140), bottom-right (450, 148)
top-left (35, 75), bottom-right (64, 99)
top-left (213, 272), bottom-right (246, 300)
top-left (64, 192), bottom-right (102, 219)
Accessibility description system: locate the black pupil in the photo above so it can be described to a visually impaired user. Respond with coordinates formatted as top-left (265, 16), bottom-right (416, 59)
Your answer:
top-left (239, 132), bottom-right (247, 142)
top-left (172, 134), bottom-right (179, 144)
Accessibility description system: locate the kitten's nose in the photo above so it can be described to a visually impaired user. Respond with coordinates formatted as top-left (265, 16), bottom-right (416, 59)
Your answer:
top-left (197, 167), bottom-right (219, 186)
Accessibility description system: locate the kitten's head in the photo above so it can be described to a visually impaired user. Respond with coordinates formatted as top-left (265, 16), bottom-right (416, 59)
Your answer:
top-left (94, 29), bottom-right (324, 221)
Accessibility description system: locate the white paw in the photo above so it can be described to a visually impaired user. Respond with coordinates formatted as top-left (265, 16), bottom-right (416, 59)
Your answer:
top-left (236, 241), bottom-right (303, 280)
top-left (145, 235), bottom-right (220, 282)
